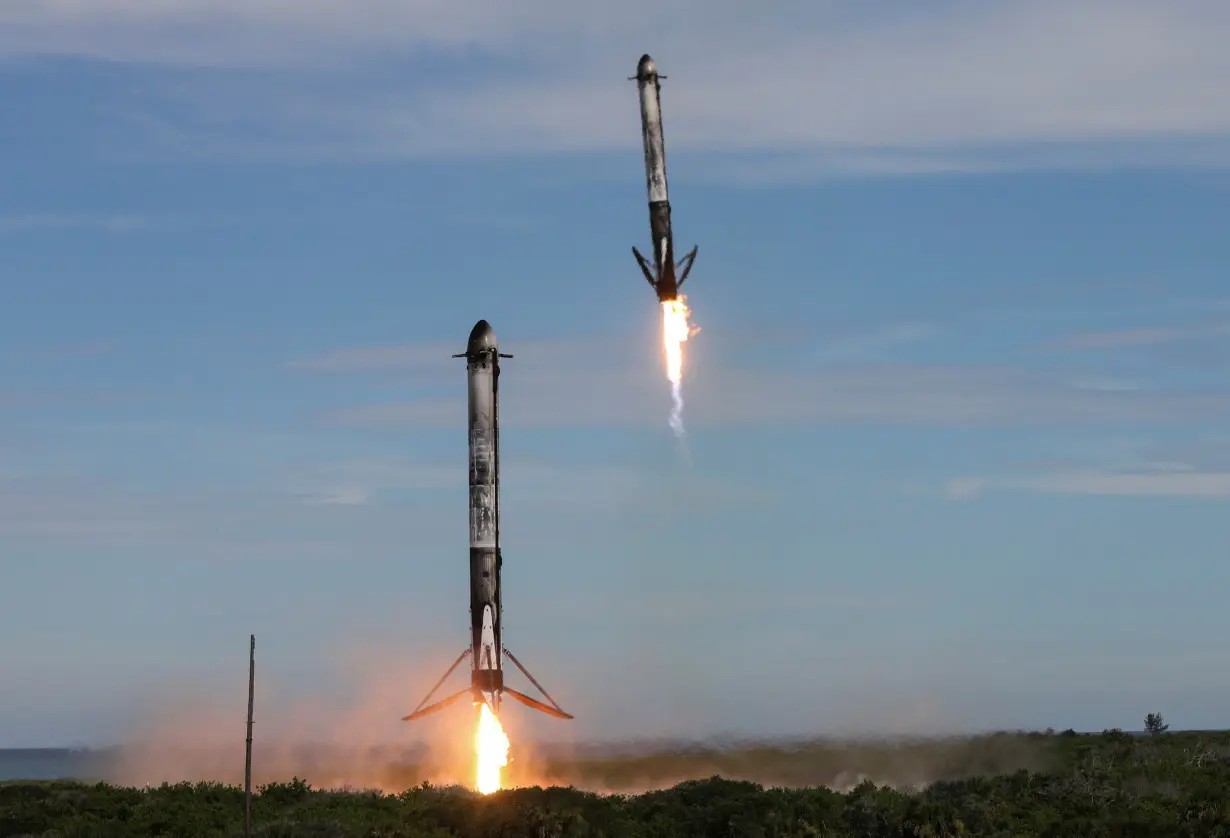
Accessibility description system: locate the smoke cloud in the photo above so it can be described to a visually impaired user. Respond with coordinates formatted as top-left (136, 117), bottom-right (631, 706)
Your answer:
top-left (97, 641), bottom-right (1053, 796)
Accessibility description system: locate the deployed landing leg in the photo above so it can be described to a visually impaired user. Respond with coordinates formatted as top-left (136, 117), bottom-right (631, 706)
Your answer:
top-left (400, 647), bottom-right (573, 722)
top-left (675, 245), bottom-right (698, 288)
top-left (631, 244), bottom-right (698, 296)
top-left (401, 649), bottom-right (473, 721)
top-left (502, 648), bottom-right (573, 720)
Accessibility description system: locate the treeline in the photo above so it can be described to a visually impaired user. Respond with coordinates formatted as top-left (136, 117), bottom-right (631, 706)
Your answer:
top-left (3, 728), bottom-right (1229, 837)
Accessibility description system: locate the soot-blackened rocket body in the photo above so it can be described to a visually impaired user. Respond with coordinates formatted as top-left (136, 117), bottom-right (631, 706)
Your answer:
top-left (461, 319), bottom-right (503, 711)
top-left (631, 53), bottom-right (697, 303)
top-left (402, 320), bottom-right (573, 724)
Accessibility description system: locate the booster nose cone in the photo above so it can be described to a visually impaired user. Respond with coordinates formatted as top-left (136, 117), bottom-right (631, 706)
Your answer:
top-left (467, 319), bottom-right (498, 354)
top-left (637, 54), bottom-right (657, 80)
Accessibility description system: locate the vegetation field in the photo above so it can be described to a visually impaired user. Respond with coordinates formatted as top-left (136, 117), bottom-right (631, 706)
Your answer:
top-left (3, 726), bottom-right (1230, 837)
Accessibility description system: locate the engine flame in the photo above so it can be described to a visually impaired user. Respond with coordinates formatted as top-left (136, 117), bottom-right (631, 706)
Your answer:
top-left (661, 296), bottom-right (695, 441)
top-left (474, 701), bottom-right (509, 794)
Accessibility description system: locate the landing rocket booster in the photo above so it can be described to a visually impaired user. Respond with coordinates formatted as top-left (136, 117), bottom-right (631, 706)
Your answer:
top-left (402, 320), bottom-right (573, 724)
top-left (631, 53), bottom-right (697, 303)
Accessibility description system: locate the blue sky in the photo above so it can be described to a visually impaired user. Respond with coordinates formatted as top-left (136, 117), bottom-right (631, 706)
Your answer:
top-left (3, 1), bottom-right (1230, 751)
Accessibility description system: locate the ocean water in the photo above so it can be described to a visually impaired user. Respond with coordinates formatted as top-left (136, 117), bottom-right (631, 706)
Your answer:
top-left (0, 743), bottom-right (451, 789)
top-left (0, 748), bottom-right (114, 782)
top-left (0, 745), bottom-right (416, 787)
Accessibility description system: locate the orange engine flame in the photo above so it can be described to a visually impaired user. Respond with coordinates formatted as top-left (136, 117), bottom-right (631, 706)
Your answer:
top-left (661, 296), bottom-right (691, 386)
top-left (475, 702), bottom-right (509, 794)
top-left (661, 296), bottom-right (696, 441)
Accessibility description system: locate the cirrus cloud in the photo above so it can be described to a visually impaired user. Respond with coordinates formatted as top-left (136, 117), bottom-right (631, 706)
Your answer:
top-left (5, 1), bottom-right (1230, 173)
top-left (291, 333), bottom-right (1230, 430)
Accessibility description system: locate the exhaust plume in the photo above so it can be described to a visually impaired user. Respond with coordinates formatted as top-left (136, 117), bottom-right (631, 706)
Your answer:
top-left (661, 296), bottom-right (696, 448)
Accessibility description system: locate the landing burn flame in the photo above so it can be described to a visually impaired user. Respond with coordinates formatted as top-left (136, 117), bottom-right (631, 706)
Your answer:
top-left (661, 296), bottom-right (695, 442)
top-left (475, 702), bottom-right (509, 794)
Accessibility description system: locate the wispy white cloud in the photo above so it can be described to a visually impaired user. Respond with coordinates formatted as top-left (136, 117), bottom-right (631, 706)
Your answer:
top-left (0, 213), bottom-right (166, 234)
top-left (0, 452), bottom-right (773, 551)
top-left (944, 477), bottom-right (986, 501)
top-left (950, 469), bottom-right (1230, 499)
top-left (300, 485), bottom-right (369, 506)
top-left (285, 343), bottom-right (456, 374)
top-left (293, 333), bottom-right (1230, 430)
top-left (1066, 378), bottom-right (1141, 393)
top-left (5, 1), bottom-right (1230, 173)
top-left (0, 389), bottom-right (151, 410)
top-left (289, 458), bottom-right (460, 506)
top-left (6, 343), bottom-right (113, 360)
top-left (0, 0), bottom-right (598, 66)
top-left (287, 455), bottom-right (776, 509)
top-left (547, 589), bottom-right (915, 625)
top-left (948, 454), bottom-right (1230, 499)
top-left (811, 323), bottom-right (938, 365)
top-left (1064, 327), bottom-right (1188, 349)
top-left (1061, 320), bottom-right (1230, 349)
top-left (0, 475), bottom-right (189, 543)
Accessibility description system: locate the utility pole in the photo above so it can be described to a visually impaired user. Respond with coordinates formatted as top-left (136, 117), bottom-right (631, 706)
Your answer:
top-left (244, 634), bottom-right (255, 838)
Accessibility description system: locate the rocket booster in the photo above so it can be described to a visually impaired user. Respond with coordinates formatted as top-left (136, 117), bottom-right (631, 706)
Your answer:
top-left (631, 53), bottom-right (697, 303)
top-left (402, 320), bottom-right (573, 724)
top-left (462, 319), bottom-right (504, 711)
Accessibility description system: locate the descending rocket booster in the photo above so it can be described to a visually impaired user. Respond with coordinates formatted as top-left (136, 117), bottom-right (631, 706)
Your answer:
top-left (631, 53), bottom-right (697, 303)
top-left (402, 320), bottom-right (573, 723)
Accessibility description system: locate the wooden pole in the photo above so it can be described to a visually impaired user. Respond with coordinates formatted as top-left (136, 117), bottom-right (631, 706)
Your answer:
top-left (244, 634), bottom-right (255, 838)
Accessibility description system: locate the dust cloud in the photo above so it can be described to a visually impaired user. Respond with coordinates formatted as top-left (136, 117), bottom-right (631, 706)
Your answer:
top-left (99, 642), bottom-right (1053, 795)
top-left (500, 733), bottom-right (1055, 795)
top-left (105, 649), bottom-right (481, 793)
